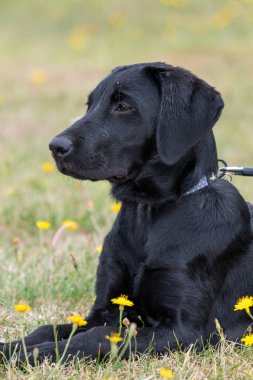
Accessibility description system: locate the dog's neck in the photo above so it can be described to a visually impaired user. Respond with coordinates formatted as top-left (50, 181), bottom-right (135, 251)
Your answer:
top-left (111, 132), bottom-right (218, 206)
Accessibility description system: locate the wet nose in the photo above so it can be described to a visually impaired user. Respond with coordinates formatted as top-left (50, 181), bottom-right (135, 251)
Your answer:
top-left (49, 137), bottom-right (72, 158)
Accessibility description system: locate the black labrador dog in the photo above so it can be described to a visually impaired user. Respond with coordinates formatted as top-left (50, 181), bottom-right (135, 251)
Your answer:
top-left (2, 62), bottom-right (253, 364)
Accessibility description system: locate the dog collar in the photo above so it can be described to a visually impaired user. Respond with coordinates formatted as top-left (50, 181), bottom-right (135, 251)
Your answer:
top-left (183, 174), bottom-right (216, 196)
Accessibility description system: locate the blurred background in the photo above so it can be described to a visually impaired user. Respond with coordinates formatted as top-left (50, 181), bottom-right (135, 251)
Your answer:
top-left (0, 0), bottom-right (253, 308)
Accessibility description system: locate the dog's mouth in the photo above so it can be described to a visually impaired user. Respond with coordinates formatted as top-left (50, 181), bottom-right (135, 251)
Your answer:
top-left (60, 167), bottom-right (87, 180)
top-left (55, 160), bottom-right (132, 183)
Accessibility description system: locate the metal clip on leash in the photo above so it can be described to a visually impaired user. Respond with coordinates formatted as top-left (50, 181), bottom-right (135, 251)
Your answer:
top-left (217, 159), bottom-right (231, 182)
top-left (217, 159), bottom-right (253, 181)
top-left (220, 166), bottom-right (253, 177)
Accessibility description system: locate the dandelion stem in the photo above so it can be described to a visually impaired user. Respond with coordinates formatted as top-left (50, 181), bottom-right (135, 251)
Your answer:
top-left (53, 323), bottom-right (60, 362)
top-left (117, 323), bottom-right (136, 360)
top-left (110, 341), bottom-right (118, 359)
top-left (119, 305), bottom-right (124, 336)
top-left (47, 324), bottom-right (78, 380)
top-left (20, 322), bottom-right (29, 367)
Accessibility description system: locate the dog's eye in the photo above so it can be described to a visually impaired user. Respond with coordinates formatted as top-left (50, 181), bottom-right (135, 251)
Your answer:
top-left (113, 102), bottom-right (133, 113)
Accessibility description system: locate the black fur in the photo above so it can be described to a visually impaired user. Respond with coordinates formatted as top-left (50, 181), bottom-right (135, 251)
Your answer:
top-left (1, 62), bottom-right (253, 365)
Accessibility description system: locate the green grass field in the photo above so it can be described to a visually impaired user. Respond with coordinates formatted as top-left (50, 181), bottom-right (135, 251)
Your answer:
top-left (1, 0), bottom-right (253, 378)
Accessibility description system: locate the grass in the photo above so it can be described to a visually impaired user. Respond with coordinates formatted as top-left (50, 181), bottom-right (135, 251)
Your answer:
top-left (0, 0), bottom-right (253, 378)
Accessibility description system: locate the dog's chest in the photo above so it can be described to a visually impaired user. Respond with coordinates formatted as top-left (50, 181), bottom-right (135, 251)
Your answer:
top-left (117, 203), bottom-right (152, 264)
top-left (116, 203), bottom-right (178, 325)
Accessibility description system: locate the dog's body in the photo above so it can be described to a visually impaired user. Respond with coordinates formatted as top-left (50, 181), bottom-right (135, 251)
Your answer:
top-left (2, 62), bottom-right (253, 364)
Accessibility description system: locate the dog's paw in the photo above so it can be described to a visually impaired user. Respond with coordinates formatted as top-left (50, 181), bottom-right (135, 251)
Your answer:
top-left (24, 343), bottom-right (57, 366)
top-left (0, 343), bottom-right (57, 367)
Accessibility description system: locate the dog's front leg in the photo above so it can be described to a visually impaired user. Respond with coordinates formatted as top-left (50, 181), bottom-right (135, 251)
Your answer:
top-left (6, 324), bottom-right (198, 366)
top-left (2, 326), bottom-right (113, 366)
top-left (0, 323), bottom-right (89, 361)
top-left (0, 306), bottom-right (110, 358)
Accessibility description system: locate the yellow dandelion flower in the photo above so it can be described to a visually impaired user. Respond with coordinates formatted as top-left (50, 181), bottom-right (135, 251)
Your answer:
top-left (210, 8), bottom-right (235, 30)
top-left (108, 10), bottom-right (127, 28)
top-left (159, 368), bottom-right (175, 379)
top-left (42, 162), bottom-right (55, 172)
top-left (241, 333), bottom-right (253, 346)
top-left (68, 26), bottom-right (89, 52)
top-left (29, 69), bottom-right (47, 85)
top-left (111, 202), bottom-right (122, 213)
top-left (96, 245), bottom-right (103, 253)
top-left (105, 332), bottom-right (123, 343)
top-left (62, 220), bottom-right (79, 230)
top-left (5, 187), bottom-right (16, 196)
top-left (234, 296), bottom-right (253, 315)
top-left (14, 303), bottom-right (31, 313)
top-left (111, 294), bottom-right (134, 307)
top-left (67, 314), bottom-right (88, 326)
top-left (36, 220), bottom-right (51, 230)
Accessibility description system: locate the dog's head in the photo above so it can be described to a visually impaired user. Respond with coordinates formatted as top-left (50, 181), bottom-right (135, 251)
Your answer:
top-left (49, 62), bottom-right (224, 184)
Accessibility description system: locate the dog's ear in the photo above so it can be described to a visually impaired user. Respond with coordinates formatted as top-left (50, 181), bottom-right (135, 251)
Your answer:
top-left (144, 63), bottom-right (224, 165)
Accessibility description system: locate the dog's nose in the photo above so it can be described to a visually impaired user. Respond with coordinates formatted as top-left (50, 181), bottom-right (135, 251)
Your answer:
top-left (49, 137), bottom-right (72, 157)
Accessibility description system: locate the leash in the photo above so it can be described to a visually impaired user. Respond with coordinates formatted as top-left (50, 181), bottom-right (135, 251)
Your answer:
top-left (220, 167), bottom-right (253, 176)
top-left (218, 159), bottom-right (253, 177)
